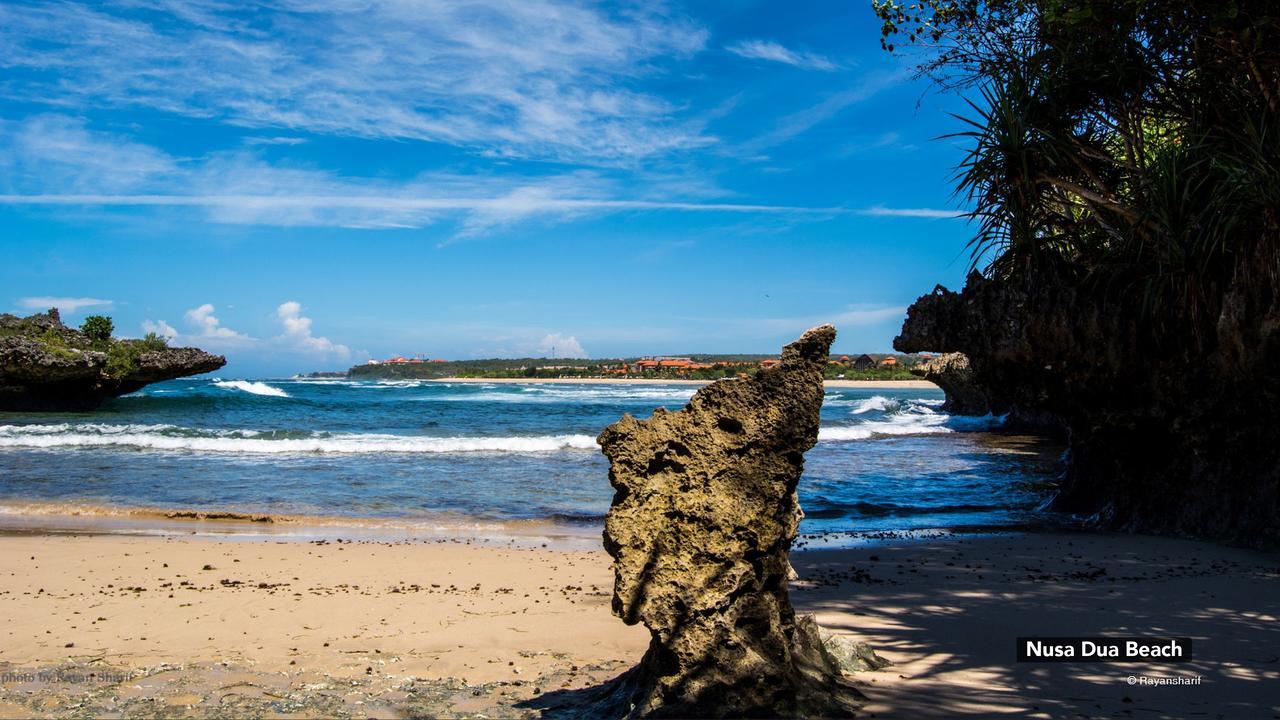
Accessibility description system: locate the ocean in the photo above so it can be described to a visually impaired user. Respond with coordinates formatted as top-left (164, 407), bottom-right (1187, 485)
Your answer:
top-left (0, 378), bottom-right (1062, 539)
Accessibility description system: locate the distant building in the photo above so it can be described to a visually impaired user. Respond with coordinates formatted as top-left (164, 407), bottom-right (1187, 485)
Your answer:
top-left (879, 357), bottom-right (898, 367)
top-left (853, 354), bottom-right (875, 370)
top-left (760, 359), bottom-right (780, 368)
top-left (634, 357), bottom-right (711, 373)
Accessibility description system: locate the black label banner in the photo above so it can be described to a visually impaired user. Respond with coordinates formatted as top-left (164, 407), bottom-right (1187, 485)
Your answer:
top-left (1016, 637), bottom-right (1193, 662)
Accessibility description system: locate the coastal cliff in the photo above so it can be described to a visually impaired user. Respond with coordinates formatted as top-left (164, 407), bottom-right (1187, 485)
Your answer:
top-left (896, 270), bottom-right (1280, 548)
top-left (0, 309), bottom-right (225, 411)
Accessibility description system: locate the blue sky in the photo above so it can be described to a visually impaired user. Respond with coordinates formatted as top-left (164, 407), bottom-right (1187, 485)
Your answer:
top-left (0, 0), bottom-right (973, 376)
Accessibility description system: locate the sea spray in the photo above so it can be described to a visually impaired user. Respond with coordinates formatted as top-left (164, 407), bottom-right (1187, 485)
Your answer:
top-left (214, 380), bottom-right (289, 398)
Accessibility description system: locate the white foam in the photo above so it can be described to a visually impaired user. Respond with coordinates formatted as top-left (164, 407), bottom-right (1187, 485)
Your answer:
top-left (0, 424), bottom-right (597, 455)
top-left (821, 413), bottom-right (950, 441)
top-left (427, 386), bottom-right (697, 405)
top-left (819, 409), bottom-right (1006, 442)
top-left (849, 395), bottom-right (896, 414)
top-left (215, 380), bottom-right (289, 398)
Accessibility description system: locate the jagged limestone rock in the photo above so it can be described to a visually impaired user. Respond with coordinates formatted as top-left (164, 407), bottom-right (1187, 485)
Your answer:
top-left (910, 352), bottom-right (991, 416)
top-left (896, 268), bottom-right (1280, 548)
top-left (593, 325), bottom-right (861, 718)
top-left (0, 309), bottom-right (225, 410)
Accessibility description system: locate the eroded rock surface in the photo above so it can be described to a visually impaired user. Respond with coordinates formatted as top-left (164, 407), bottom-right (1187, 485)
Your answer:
top-left (896, 269), bottom-right (1280, 548)
top-left (0, 309), bottom-right (225, 411)
top-left (591, 325), bottom-right (860, 718)
top-left (909, 352), bottom-right (990, 416)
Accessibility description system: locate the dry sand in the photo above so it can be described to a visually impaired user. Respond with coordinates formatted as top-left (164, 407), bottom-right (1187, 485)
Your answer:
top-left (434, 377), bottom-right (938, 389)
top-left (0, 529), bottom-right (1275, 718)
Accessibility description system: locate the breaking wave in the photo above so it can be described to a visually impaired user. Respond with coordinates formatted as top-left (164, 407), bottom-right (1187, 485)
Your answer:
top-left (214, 380), bottom-right (289, 398)
top-left (0, 423), bottom-right (596, 455)
top-left (849, 395), bottom-right (898, 414)
top-left (819, 395), bottom-right (1005, 442)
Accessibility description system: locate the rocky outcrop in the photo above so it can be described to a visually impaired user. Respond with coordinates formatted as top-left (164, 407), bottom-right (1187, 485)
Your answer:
top-left (590, 325), bottom-right (861, 718)
top-left (896, 269), bottom-right (1280, 548)
top-left (909, 352), bottom-right (991, 416)
top-left (0, 309), bottom-right (225, 411)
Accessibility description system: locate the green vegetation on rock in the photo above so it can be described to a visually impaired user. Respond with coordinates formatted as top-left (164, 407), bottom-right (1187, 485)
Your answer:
top-left (0, 309), bottom-right (225, 410)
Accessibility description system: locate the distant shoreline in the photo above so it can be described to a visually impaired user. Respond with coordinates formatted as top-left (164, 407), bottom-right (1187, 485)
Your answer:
top-left (430, 377), bottom-right (939, 389)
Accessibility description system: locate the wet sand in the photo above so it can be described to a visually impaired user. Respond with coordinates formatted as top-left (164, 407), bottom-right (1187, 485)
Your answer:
top-left (1, 530), bottom-right (1275, 718)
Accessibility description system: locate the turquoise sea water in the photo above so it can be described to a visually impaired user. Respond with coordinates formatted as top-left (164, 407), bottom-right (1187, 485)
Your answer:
top-left (0, 378), bottom-right (1060, 535)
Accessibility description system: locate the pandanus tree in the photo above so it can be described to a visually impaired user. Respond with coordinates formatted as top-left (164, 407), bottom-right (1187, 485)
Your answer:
top-left (876, 0), bottom-right (1279, 352)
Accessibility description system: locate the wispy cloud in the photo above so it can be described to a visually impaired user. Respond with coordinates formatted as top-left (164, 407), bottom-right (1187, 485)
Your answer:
top-left (0, 193), bottom-right (842, 215)
top-left (16, 296), bottom-right (113, 313)
top-left (742, 70), bottom-right (908, 152)
top-left (0, 116), bottom-right (963, 232)
top-left (242, 136), bottom-right (307, 146)
top-left (0, 1), bottom-right (710, 163)
top-left (726, 40), bottom-right (835, 71)
top-left (856, 207), bottom-right (966, 219)
top-left (0, 115), bottom-right (178, 193)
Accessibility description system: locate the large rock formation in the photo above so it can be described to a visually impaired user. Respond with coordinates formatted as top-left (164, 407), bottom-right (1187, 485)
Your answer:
top-left (896, 270), bottom-right (1280, 548)
top-left (908, 352), bottom-right (991, 416)
top-left (591, 325), bottom-right (860, 718)
top-left (0, 309), bottom-right (225, 410)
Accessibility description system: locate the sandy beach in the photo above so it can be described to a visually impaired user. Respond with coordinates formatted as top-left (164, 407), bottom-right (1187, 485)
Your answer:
top-left (1, 528), bottom-right (1274, 718)
top-left (433, 377), bottom-right (939, 389)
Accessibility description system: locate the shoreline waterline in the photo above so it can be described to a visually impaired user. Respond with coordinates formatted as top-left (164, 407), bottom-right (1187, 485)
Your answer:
top-left (0, 499), bottom-right (1066, 551)
top-left (0, 501), bottom-right (605, 548)
top-left (420, 377), bottom-right (938, 389)
top-left (0, 380), bottom-right (1053, 538)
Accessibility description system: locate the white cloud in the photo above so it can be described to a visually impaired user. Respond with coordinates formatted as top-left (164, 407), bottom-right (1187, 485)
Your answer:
top-left (16, 296), bottom-right (113, 313)
top-left (242, 136), bottom-right (307, 146)
top-left (856, 207), bottom-right (966, 219)
top-left (537, 333), bottom-right (587, 358)
top-left (275, 301), bottom-right (350, 358)
top-left (0, 117), bottom-right (966, 232)
top-left (742, 70), bottom-right (908, 151)
top-left (0, 1), bottom-right (710, 163)
top-left (726, 40), bottom-right (835, 71)
top-left (185, 303), bottom-right (250, 339)
top-left (141, 319), bottom-right (178, 339)
top-left (0, 116), bottom-right (849, 233)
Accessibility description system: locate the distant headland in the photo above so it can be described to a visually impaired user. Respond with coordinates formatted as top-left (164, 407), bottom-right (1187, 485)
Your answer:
top-left (333, 351), bottom-right (934, 382)
top-left (0, 309), bottom-right (225, 411)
